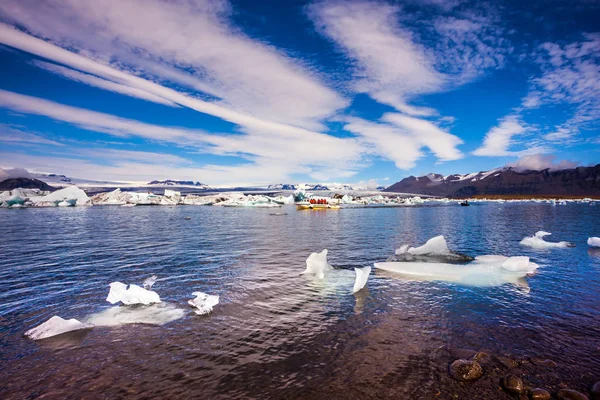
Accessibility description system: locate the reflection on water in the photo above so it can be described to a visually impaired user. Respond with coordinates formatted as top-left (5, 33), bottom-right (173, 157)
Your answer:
top-left (0, 203), bottom-right (600, 399)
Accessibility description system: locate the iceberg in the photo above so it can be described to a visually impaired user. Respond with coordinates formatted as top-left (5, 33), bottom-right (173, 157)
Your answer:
top-left (375, 255), bottom-right (539, 287)
top-left (87, 303), bottom-right (185, 326)
top-left (24, 316), bottom-right (92, 340)
top-left (353, 266), bottom-right (371, 293)
top-left (520, 231), bottom-right (575, 249)
top-left (35, 186), bottom-right (90, 207)
top-left (588, 237), bottom-right (600, 248)
top-left (106, 282), bottom-right (161, 305)
top-left (302, 249), bottom-right (333, 279)
top-left (188, 292), bottom-right (220, 315)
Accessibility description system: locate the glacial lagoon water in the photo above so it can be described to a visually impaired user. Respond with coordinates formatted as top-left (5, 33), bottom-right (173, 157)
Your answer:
top-left (1, 203), bottom-right (600, 399)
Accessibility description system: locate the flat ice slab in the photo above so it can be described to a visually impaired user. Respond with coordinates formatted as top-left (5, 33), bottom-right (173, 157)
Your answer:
top-left (520, 231), bottom-right (574, 249)
top-left (25, 316), bottom-right (92, 340)
top-left (374, 255), bottom-right (539, 287)
top-left (87, 303), bottom-right (185, 326)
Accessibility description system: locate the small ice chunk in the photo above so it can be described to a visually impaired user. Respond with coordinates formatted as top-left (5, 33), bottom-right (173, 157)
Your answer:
top-left (143, 275), bottom-right (158, 290)
top-left (407, 235), bottom-right (450, 255)
top-left (588, 237), bottom-right (600, 248)
top-left (106, 282), bottom-right (161, 305)
top-left (25, 316), bottom-right (92, 340)
top-left (353, 266), bottom-right (371, 293)
top-left (188, 292), bottom-right (220, 315)
top-left (302, 249), bottom-right (333, 279)
top-left (520, 231), bottom-right (574, 249)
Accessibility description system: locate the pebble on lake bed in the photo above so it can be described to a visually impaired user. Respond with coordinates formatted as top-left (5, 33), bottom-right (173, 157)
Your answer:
top-left (448, 359), bottom-right (483, 382)
top-left (502, 374), bottom-right (524, 395)
top-left (530, 388), bottom-right (551, 400)
top-left (557, 389), bottom-right (589, 400)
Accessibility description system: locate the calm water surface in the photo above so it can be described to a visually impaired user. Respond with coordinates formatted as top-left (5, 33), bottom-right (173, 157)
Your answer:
top-left (1, 203), bottom-right (600, 399)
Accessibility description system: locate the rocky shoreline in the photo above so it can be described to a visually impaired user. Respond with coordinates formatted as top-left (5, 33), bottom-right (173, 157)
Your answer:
top-left (438, 346), bottom-right (599, 399)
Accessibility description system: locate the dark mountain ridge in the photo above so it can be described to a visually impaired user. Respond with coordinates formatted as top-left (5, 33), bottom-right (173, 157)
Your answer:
top-left (384, 164), bottom-right (600, 197)
top-left (0, 178), bottom-right (57, 192)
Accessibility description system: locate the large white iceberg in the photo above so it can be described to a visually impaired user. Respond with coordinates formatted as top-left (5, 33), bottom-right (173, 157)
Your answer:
top-left (106, 282), bottom-right (161, 305)
top-left (588, 237), bottom-right (600, 248)
top-left (520, 231), bottom-right (574, 249)
top-left (353, 266), bottom-right (371, 293)
top-left (35, 186), bottom-right (90, 206)
top-left (374, 255), bottom-right (539, 287)
top-left (302, 249), bottom-right (333, 279)
top-left (25, 316), bottom-right (92, 340)
top-left (87, 303), bottom-right (185, 326)
top-left (188, 292), bottom-right (220, 315)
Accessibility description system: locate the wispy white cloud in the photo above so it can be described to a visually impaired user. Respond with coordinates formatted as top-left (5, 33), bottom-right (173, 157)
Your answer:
top-left (308, 1), bottom-right (443, 113)
top-left (0, 124), bottom-right (64, 146)
top-left (33, 61), bottom-right (178, 107)
top-left (342, 113), bottom-right (463, 169)
top-left (308, 1), bottom-right (509, 113)
top-left (507, 154), bottom-right (578, 171)
top-left (0, 0), bottom-right (347, 130)
top-left (0, 89), bottom-right (365, 182)
top-left (473, 115), bottom-right (529, 156)
top-left (522, 34), bottom-right (600, 143)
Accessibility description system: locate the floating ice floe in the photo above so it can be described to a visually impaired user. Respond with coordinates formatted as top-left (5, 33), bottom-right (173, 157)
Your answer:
top-left (353, 266), bottom-right (371, 293)
top-left (24, 316), bottom-right (92, 340)
top-left (519, 231), bottom-right (575, 249)
top-left (188, 292), bottom-right (220, 315)
top-left (588, 237), bottom-right (600, 248)
top-left (87, 303), bottom-right (185, 326)
top-left (389, 235), bottom-right (474, 263)
top-left (302, 249), bottom-right (333, 279)
top-left (374, 255), bottom-right (539, 287)
top-left (106, 282), bottom-right (161, 305)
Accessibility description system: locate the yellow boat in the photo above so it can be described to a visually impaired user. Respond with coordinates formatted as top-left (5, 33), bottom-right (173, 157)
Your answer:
top-left (296, 203), bottom-right (341, 210)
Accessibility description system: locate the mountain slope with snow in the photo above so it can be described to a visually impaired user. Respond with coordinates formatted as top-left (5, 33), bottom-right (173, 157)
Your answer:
top-left (384, 164), bottom-right (600, 197)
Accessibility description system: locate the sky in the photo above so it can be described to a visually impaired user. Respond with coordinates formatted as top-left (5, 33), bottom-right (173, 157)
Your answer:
top-left (0, 0), bottom-right (598, 187)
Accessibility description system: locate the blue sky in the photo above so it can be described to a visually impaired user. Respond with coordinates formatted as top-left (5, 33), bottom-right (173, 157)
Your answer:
top-left (0, 0), bottom-right (598, 186)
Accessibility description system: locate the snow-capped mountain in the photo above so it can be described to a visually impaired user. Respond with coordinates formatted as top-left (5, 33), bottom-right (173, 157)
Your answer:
top-left (384, 165), bottom-right (600, 197)
top-left (266, 184), bottom-right (297, 190)
top-left (147, 180), bottom-right (210, 188)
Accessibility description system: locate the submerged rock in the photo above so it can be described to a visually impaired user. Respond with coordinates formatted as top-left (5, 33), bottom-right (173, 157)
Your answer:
top-left (502, 374), bottom-right (524, 395)
top-left (496, 355), bottom-right (519, 369)
top-left (557, 389), bottom-right (589, 400)
top-left (530, 357), bottom-right (557, 367)
top-left (531, 388), bottom-right (551, 400)
top-left (386, 251), bottom-right (474, 263)
top-left (448, 359), bottom-right (483, 382)
top-left (591, 381), bottom-right (600, 400)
